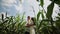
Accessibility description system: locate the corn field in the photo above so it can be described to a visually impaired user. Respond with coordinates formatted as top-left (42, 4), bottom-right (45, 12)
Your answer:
top-left (0, 0), bottom-right (60, 34)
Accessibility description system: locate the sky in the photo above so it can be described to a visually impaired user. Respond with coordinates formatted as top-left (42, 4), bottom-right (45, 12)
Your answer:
top-left (0, 0), bottom-right (59, 19)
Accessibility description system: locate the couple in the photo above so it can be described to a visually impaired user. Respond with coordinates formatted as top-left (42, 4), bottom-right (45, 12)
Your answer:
top-left (25, 16), bottom-right (35, 34)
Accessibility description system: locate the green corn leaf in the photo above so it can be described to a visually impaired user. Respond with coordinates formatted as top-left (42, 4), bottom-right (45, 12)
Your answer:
top-left (50, 0), bottom-right (60, 5)
top-left (54, 0), bottom-right (60, 5)
top-left (16, 14), bottom-right (20, 22)
top-left (46, 2), bottom-right (54, 19)
top-left (21, 21), bottom-right (26, 26)
top-left (41, 10), bottom-right (44, 19)
top-left (1, 14), bottom-right (4, 21)
top-left (40, 0), bottom-right (44, 7)
top-left (37, 11), bottom-right (41, 21)
top-left (21, 12), bottom-right (25, 21)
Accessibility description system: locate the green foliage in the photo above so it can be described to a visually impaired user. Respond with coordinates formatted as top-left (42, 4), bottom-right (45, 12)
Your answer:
top-left (41, 10), bottom-right (44, 19)
top-left (0, 0), bottom-right (60, 34)
top-left (46, 2), bottom-right (54, 19)
top-left (40, 0), bottom-right (44, 7)
top-left (37, 11), bottom-right (41, 21)
top-left (34, 10), bottom-right (47, 34)
top-left (0, 14), bottom-right (26, 34)
top-left (56, 13), bottom-right (60, 29)
top-left (50, 0), bottom-right (60, 5)
top-left (35, 0), bottom-right (60, 34)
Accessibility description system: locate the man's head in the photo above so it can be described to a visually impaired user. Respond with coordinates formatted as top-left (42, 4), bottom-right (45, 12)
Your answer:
top-left (27, 16), bottom-right (30, 20)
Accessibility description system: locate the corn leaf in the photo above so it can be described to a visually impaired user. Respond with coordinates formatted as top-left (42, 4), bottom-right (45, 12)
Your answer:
top-left (37, 11), bottom-right (41, 21)
top-left (40, 0), bottom-right (44, 7)
top-left (46, 2), bottom-right (54, 19)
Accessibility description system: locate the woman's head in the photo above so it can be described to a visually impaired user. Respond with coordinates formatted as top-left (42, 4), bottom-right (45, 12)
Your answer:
top-left (31, 17), bottom-right (35, 25)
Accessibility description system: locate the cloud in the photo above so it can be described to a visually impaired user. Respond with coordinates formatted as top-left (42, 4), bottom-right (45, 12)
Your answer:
top-left (0, 0), bottom-right (39, 17)
top-left (0, 0), bottom-right (17, 7)
top-left (0, 0), bottom-right (22, 11)
top-left (14, 4), bottom-right (23, 13)
top-left (0, 0), bottom-right (23, 16)
top-left (22, 0), bottom-right (39, 17)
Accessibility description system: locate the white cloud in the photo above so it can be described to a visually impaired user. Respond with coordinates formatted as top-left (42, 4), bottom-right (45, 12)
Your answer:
top-left (52, 4), bottom-right (59, 18)
top-left (1, 0), bottom-right (23, 13)
top-left (0, 0), bottom-right (39, 17)
top-left (0, 0), bottom-right (23, 13)
top-left (0, 0), bottom-right (59, 20)
top-left (2, 0), bottom-right (16, 3)
top-left (22, 0), bottom-right (39, 17)
top-left (14, 4), bottom-right (23, 13)
top-left (1, 0), bottom-right (17, 7)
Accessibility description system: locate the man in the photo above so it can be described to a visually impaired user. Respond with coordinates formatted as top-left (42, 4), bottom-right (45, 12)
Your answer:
top-left (26, 16), bottom-right (35, 34)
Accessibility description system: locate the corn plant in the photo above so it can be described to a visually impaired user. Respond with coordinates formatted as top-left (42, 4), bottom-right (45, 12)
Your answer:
top-left (0, 13), bottom-right (26, 34)
top-left (35, 0), bottom-right (60, 34)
